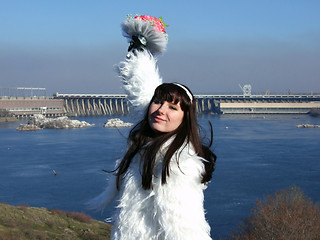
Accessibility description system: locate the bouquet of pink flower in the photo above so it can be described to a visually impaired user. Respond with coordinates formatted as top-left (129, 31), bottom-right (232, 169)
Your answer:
top-left (134, 15), bottom-right (167, 33)
top-left (121, 14), bottom-right (169, 55)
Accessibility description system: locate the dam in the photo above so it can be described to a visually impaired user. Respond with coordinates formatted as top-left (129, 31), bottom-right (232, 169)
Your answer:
top-left (1, 87), bottom-right (320, 117)
top-left (54, 93), bottom-right (320, 116)
top-left (197, 94), bottom-right (320, 114)
top-left (54, 93), bottom-right (129, 116)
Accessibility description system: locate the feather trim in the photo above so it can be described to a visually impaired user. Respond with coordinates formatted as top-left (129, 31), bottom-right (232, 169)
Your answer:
top-left (116, 50), bottom-right (162, 108)
top-left (121, 17), bottom-right (168, 55)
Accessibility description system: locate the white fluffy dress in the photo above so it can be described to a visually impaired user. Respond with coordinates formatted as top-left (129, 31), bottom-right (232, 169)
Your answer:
top-left (107, 141), bottom-right (212, 240)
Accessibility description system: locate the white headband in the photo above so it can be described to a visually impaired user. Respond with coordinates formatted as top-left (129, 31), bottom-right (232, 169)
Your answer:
top-left (173, 83), bottom-right (193, 101)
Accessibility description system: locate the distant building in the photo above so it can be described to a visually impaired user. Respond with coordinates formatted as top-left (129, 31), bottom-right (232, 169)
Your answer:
top-left (0, 97), bottom-right (65, 118)
top-left (0, 87), bottom-right (65, 118)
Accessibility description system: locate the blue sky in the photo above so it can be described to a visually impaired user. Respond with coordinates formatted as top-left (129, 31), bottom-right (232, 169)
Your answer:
top-left (1, 0), bottom-right (319, 95)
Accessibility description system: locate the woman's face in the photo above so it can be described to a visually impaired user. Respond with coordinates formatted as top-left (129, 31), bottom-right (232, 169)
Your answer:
top-left (148, 99), bottom-right (184, 133)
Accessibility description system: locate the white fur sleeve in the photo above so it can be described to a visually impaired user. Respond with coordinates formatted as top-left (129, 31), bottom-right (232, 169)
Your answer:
top-left (153, 153), bottom-right (212, 240)
top-left (116, 50), bottom-right (162, 109)
top-left (87, 172), bottom-right (119, 211)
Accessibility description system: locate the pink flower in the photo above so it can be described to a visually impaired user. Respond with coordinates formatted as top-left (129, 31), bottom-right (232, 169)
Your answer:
top-left (134, 15), bottom-right (166, 33)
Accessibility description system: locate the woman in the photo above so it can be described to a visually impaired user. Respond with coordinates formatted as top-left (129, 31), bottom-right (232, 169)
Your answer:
top-left (91, 82), bottom-right (216, 240)
top-left (90, 14), bottom-right (216, 240)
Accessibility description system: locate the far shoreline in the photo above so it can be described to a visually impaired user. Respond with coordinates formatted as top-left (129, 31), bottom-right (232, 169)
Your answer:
top-left (0, 117), bottom-right (18, 122)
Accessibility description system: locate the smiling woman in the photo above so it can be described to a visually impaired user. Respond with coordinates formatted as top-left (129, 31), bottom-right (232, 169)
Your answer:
top-left (148, 99), bottom-right (184, 132)
top-left (148, 84), bottom-right (186, 133)
top-left (89, 14), bottom-right (217, 240)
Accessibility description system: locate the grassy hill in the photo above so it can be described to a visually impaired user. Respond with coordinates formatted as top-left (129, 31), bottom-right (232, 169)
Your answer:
top-left (0, 203), bottom-right (112, 240)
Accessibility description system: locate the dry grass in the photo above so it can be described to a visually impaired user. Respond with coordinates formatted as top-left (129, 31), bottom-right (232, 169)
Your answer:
top-left (51, 209), bottom-right (93, 223)
top-left (228, 185), bottom-right (320, 240)
top-left (0, 203), bottom-right (112, 240)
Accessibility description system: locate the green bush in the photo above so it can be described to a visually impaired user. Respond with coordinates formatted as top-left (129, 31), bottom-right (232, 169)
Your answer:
top-left (228, 185), bottom-right (320, 240)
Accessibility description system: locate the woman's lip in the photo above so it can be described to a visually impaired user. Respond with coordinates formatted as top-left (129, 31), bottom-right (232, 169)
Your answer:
top-left (154, 116), bottom-right (165, 122)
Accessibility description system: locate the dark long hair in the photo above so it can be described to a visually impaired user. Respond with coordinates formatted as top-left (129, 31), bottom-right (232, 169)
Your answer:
top-left (116, 83), bottom-right (216, 190)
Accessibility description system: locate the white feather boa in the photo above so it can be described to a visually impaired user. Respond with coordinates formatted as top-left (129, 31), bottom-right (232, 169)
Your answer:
top-left (116, 50), bottom-right (162, 110)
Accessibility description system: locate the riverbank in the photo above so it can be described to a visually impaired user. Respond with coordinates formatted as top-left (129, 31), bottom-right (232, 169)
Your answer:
top-left (0, 203), bottom-right (112, 240)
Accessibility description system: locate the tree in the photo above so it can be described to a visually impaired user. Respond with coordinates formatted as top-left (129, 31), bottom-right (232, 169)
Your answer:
top-left (229, 186), bottom-right (320, 240)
